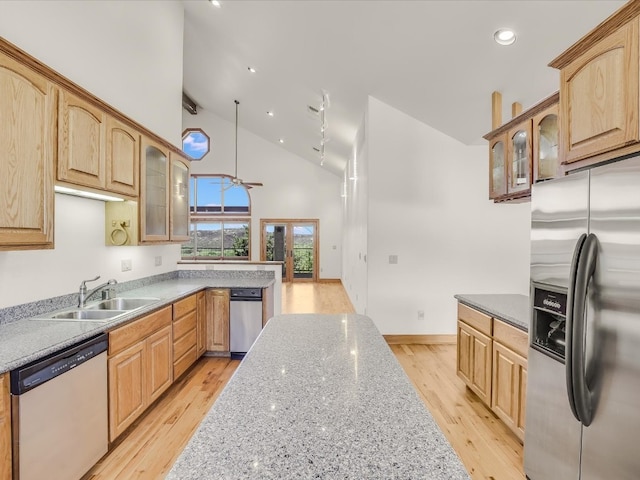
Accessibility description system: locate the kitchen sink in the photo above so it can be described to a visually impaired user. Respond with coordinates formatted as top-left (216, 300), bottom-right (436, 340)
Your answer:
top-left (87, 297), bottom-right (159, 311)
top-left (48, 309), bottom-right (127, 321)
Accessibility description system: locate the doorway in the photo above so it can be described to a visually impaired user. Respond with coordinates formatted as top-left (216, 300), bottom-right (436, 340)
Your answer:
top-left (260, 219), bottom-right (318, 282)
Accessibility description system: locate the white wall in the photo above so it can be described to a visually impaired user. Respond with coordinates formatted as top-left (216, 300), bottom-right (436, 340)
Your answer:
top-left (0, 1), bottom-right (184, 308)
top-left (183, 109), bottom-right (343, 279)
top-left (344, 96), bottom-right (531, 334)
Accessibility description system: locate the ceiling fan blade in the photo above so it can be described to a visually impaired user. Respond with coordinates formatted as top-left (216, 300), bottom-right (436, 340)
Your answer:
top-left (243, 182), bottom-right (263, 187)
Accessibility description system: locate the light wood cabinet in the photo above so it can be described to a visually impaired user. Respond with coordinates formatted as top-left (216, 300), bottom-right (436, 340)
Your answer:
top-left (206, 289), bottom-right (230, 352)
top-left (170, 155), bottom-right (190, 242)
top-left (457, 320), bottom-right (492, 405)
top-left (457, 302), bottom-right (529, 441)
top-left (197, 291), bottom-right (207, 356)
top-left (0, 50), bottom-right (55, 250)
top-left (57, 89), bottom-right (106, 190)
top-left (532, 103), bottom-right (560, 182)
top-left (140, 136), bottom-right (170, 242)
top-left (0, 373), bottom-right (11, 480)
top-left (106, 116), bottom-right (139, 197)
top-left (555, 17), bottom-right (639, 165)
top-left (107, 306), bottom-right (173, 441)
top-left (492, 342), bottom-right (527, 441)
top-left (172, 294), bottom-right (198, 379)
top-left (484, 92), bottom-right (559, 203)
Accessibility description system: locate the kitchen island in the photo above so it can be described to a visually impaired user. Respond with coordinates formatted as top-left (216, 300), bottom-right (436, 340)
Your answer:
top-left (167, 313), bottom-right (470, 479)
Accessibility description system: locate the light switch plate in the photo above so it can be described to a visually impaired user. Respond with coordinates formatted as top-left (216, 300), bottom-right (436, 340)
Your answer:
top-left (121, 259), bottom-right (132, 272)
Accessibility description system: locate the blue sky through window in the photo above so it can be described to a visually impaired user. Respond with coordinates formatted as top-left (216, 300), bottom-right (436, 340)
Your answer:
top-left (182, 130), bottom-right (210, 160)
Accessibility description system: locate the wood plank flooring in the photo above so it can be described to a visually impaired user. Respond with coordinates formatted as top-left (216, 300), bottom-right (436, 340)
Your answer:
top-left (85, 282), bottom-right (524, 479)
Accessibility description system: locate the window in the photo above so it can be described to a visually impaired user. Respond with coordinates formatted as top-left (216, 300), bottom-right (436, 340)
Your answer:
top-left (182, 128), bottom-right (210, 160)
top-left (182, 174), bottom-right (251, 260)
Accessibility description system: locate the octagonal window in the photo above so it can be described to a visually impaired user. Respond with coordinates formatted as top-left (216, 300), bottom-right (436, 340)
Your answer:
top-left (182, 128), bottom-right (210, 160)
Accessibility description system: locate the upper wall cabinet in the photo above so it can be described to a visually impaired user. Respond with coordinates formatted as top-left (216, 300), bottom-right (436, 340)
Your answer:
top-left (549, 4), bottom-right (640, 171)
top-left (141, 136), bottom-right (171, 242)
top-left (106, 117), bottom-right (139, 197)
top-left (58, 89), bottom-right (107, 190)
top-left (484, 92), bottom-right (559, 203)
top-left (0, 50), bottom-right (55, 250)
top-left (170, 155), bottom-right (190, 241)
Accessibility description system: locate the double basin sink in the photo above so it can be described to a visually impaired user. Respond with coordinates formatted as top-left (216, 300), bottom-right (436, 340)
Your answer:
top-left (33, 297), bottom-right (160, 322)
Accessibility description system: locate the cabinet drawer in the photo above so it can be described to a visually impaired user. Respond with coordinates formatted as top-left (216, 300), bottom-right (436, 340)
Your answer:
top-left (458, 303), bottom-right (492, 336)
top-left (494, 320), bottom-right (529, 358)
top-left (173, 345), bottom-right (197, 380)
top-left (109, 306), bottom-right (172, 355)
top-left (173, 294), bottom-right (197, 319)
top-left (173, 310), bottom-right (197, 341)
top-left (174, 328), bottom-right (197, 361)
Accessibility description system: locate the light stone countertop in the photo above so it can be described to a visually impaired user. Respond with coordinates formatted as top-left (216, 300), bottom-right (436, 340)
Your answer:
top-left (166, 314), bottom-right (470, 480)
top-left (454, 294), bottom-right (530, 331)
top-left (0, 276), bottom-right (274, 375)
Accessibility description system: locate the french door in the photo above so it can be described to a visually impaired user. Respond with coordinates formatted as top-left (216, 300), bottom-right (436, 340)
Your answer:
top-left (260, 219), bottom-right (318, 282)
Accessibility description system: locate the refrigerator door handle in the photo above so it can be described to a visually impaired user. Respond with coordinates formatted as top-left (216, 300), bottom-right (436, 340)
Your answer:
top-left (566, 233), bottom-right (587, 423)
top-left (570, 233), bottom-right (599, 426)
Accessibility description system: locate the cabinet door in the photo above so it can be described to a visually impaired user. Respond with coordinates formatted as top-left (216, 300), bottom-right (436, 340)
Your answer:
top-left (489, 135), bottom-right (507, 199)
top-left (140, 136), bottom-right (170, 242)
top-left (533, 104), bottom-right (559, 182)
top-left (197, 291), bottom-right (207, 357)
top-left (457, 321), bottom-right (473, 384)
top-left (108, 341), bottom-right (146, 441)
top-left (470, 328), bottom-right (492, 405)
top-left (507, 120), bottom-right (532, 195)
top-left (170, 154), bottom-right (190, 241)
top-left (146, 324), bottom-right (173, 404)
top-left (492, 341), bottom-right (527, 441)
top-left (206, 289), bottom-right (230, 352)
top-left (0, 52), bottom-right (55, 249)
top-left (0, 373), bottom-right (10, 480)
top-left (559, 18), bottom-right (639, 164)
top-left (58, 89), bottom-right (106, 189)
top-left (106, 116), bottom-right (139, 197)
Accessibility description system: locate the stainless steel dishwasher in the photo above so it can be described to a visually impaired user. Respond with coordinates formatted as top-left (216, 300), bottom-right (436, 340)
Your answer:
top-left (11, 333), bottom-right (109, 480)
top-left (229, 287), bottom-right (263, 358)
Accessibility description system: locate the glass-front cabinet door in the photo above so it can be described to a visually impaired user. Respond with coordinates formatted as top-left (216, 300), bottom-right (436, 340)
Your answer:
top-left (489, 135), bottom-right (507, 199)
top-left (508, 121), bottom-right (532, 194)
top-left (170, 155), bottom-right (190, 241)
top-left (140, 137), bottom-right (170, 242)
top-left (533, 104), bottom-right (559, 183)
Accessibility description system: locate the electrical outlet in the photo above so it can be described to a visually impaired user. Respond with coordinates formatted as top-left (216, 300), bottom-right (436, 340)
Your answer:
top-left (155, 256), bottom-right (162, 266)
top-left (121, 259), bottom-right (132, 272)
top-left (418, 310), bottom-right (425, 320)
top-left (389, 255), bottom-right (398, 264)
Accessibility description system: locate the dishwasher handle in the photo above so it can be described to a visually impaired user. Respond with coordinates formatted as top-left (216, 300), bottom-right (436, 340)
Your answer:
top-left (11, 333), bottom-right (108, 395)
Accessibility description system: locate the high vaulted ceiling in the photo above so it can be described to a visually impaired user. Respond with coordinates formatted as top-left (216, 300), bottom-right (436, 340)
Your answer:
top-left (182, 0), bottom-right (626, 176)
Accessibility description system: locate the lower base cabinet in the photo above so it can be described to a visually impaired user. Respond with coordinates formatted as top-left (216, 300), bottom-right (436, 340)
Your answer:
top-left (456, 302), bottom-right (528, 442)
top-left (172, 294), bottom-right (198, 379)
top-left (205, 289), bottom-right (230, 352)
top-left (0, 373), bottom-right (10, 480)
top-left (108, 306), bottom-right (173, 441)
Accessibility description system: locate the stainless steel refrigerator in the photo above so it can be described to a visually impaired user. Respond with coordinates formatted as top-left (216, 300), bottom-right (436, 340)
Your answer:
top-left (525, 154), bottom-right (640, 480)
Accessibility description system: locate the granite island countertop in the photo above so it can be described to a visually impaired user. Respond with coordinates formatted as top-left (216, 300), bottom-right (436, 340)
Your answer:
top-left (0, 272), bottom-right (275, 374)
top-left (454, 294), bottom-right (530, 331)
top-left (166, 313), bottom-right (470, 480)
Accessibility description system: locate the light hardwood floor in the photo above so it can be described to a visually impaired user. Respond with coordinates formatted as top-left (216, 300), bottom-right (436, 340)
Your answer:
top-left (85, 282), bottom-right (524, 479)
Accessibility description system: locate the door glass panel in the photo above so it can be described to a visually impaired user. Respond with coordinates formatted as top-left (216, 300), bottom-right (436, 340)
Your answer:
top-left (145, 146), bottom-right (167, 236)
top-left (171, 160), bottom-right (189, 237)
top-left (293, 224), bottom-right (314, 279)
top-left (491, 141), bottom-right (505, 195)
top-left (265, 224), bottom-right (287, 279)
top-left (537, 114), bottom-right (558, 181)
top-left (511, 130), bottom-right (529, 189)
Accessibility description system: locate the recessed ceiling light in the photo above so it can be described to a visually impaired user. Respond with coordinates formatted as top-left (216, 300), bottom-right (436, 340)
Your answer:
top-left (247, 66), bottom-right (256, 73)
top-left (279, 138), bottom-right (284, 144)
top-left (209, 0), bottom-right (221, 7)
top-left (266, 111), bottom-right (274, 117)
top-left (494, 29), bottom-right (516, 46)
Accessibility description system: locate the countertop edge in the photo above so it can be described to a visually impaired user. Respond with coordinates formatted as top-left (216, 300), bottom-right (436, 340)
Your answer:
top-left (454, 294), bottom-right (530, 332)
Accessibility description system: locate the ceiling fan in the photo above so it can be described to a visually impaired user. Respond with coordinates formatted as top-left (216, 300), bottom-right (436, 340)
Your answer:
top-left (228, 99), bottom-right (263, 190)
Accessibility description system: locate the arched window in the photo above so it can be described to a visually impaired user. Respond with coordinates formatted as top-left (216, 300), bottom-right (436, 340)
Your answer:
top-left (182, 174), bottom-right (251, 260)
top-left (182, 128), bottom-right (210, 160)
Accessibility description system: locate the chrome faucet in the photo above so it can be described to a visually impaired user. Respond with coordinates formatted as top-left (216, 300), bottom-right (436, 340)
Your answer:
top-left (78, 276), bottom-right (118, 308)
